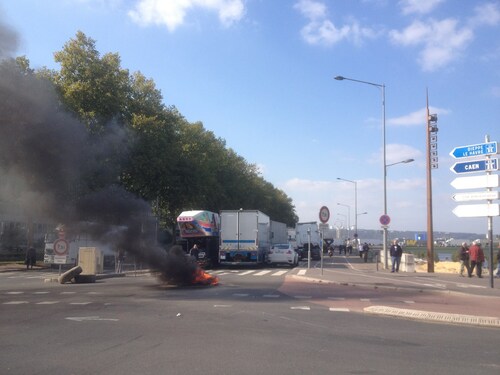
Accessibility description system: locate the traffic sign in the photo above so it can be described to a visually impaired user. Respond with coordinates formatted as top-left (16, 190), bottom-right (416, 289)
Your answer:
top-left (452, 191), bottom-right (500, 202)
top-left (449, 141), bottom-right (498, 159)
top-left (379, 214), bottom-right (391, 226)
top-left (450, 174), bottom-right (500, 190)
top-left (452, 203), bottom-right (500, 218)
top-left (319, 206), bottom-right (330, 223)
top-left (53, 239), bottom-right (69, 256)
top-left (450, 158), bottom-right (498, 174)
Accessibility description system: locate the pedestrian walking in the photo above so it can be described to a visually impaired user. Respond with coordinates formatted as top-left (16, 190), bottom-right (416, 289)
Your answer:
top-left (458, 242), bottom-right (470, 277)
top-left (389, 239), bottom-right (402, 273)
top-left (468, 240), bottom-right (485, 278)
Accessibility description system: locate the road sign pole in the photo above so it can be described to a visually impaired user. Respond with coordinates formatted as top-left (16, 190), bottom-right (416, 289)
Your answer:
top-left (485, 136), bottom-right (495, 288)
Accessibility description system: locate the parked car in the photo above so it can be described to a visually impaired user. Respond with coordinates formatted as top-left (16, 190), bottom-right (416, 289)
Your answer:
top-left (267, 243), bottom-right (298, 267)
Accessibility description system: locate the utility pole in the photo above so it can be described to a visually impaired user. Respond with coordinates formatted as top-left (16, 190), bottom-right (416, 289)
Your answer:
top-left (426, 89), bottom-right (438, 272)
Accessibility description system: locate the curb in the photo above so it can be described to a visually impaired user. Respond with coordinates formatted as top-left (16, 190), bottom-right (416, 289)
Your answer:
top-left (291, 274), bottom-right (500, 328)
top-left (364, 306), bottom-right (500, 328)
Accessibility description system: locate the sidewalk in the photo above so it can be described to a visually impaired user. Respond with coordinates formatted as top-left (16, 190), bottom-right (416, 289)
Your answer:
top-left (292, 254), bottom-right (500, 328)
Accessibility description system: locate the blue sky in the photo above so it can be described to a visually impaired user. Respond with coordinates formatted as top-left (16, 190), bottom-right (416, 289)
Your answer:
top-left (2, 0), bottom-right (499, 236)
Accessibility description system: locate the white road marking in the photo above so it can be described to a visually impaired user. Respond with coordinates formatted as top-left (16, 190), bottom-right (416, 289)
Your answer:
top-left (272, 270), bottom-right (288, 276)
top-left (233, 293), bottom-right (249, 297)
top-left (297, 270), bottom-right (307, 276)
top-left (36, 301), bottom-right (60, 305)
top-left (239, 270), bottom-right (255, 276)
top-left (403, 300), bottom-right (415, 304)
top-left (3, 301), bottom-right (29, 304)
top-left (6, 291), bottom-right (24, 295)
top-left (294, 295), bottom-right (312, 299)
top-left (66, 316), bottom-right (119, 322)
top-left (329, 308), bottom-right (350, 312)
top-left (327, 297), bottom-right (345, 301)
top-left (254, 270), bottom-right (271, 276)
top-left (290, 306), bottom-right (310, 310)
top-left (263, 294), bottom-right (280, 298)
top-left (33, 291), bottom-right (50, 294)
top-left (214, 304), bottom-right (232, 308)
top-left (70, 302), bottom-right (92, 305)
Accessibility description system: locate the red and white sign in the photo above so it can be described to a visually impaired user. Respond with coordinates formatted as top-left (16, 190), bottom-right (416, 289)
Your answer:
top-left (379, 214), bottom-right (391, 226)
top-left (319, 206), bottom-right (330, 223)
top-left (53, 239), bottom-right (69, 256)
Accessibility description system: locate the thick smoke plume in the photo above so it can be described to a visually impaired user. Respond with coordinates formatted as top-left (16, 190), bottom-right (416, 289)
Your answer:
top-left (0, 20), bottom-right (197, 284)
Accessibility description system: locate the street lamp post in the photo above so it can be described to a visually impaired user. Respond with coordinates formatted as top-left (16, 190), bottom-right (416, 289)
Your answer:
top-left (337, 177), bottom-right (357, 236)
top-left (337, 203), bottom-right (351, 237)
top-left (334, 75), bottom-right (387, 267)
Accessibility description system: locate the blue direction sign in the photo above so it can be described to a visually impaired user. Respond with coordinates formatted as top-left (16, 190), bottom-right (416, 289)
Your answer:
top-left (450, 158), bottom-right (498, 174)
top-left (449, 141), bottom-right (497, 159)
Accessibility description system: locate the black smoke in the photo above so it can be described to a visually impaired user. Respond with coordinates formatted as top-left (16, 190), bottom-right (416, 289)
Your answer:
top-left (0, 20), bottom-right (197, 284)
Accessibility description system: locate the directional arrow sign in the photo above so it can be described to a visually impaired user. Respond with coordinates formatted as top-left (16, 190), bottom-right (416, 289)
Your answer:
top-left (452, 191), bottom-right (500, 202)
top-left (450, 174), bottom-right (500, 190)
top-left (452, 203), bottom-right (500, 217)
top-left (450, 158), bottom-right (498, 174)
top-left (450, 141), bottom-right (497, 159)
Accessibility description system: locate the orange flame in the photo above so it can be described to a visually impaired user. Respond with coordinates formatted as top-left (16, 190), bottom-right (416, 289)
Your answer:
top-left (192, 267), bottom-right (219, 286)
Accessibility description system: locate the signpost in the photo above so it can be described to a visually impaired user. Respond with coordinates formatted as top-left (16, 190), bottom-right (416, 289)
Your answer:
top-left (450, 174), bottom-right (500, 190)
top-left (449, 136), bottom-right (499, 288)
top-left (318, 206), bottom-right (329, 275)
top-left (452, 191), bottom-right (500, 202)
top-left (450, 158), bottom-right (498, 174)
top-left (452, 203), bottom-right (500, 218)
top-left (449, 141), bottom-right (497, 159)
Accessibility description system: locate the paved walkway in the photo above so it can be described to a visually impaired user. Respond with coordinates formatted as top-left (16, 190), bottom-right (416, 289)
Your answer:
top-left (290, 255), bottom-right (500, 328)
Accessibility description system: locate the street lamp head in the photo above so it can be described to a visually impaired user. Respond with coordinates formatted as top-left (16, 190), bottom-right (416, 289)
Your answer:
top-left (403, 158), bottom-right (414, 163)
top-left (334, 76), bottom-right (345, 81)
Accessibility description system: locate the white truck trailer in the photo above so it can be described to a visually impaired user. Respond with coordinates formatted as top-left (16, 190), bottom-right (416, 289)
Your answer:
top-left (219, 210), bottom-right (271, 265)
top-left (295, 221), bottom-right (321, 260)
top-left (270, 220), bottom-right (288, 245)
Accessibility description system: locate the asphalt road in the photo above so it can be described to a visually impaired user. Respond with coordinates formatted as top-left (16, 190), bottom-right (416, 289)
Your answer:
top-left (1, 260), bottom-right (500, 375)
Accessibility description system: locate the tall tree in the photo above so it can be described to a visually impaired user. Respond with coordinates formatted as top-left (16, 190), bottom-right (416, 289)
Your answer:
top-left (52, 31), bottom-right (129, 134)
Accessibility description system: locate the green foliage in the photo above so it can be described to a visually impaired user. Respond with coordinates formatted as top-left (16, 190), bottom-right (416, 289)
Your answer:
top-left (28, 31), bottom-right (298, 232)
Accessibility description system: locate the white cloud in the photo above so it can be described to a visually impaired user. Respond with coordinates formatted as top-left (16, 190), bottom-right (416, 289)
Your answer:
top-left (128, 0), bottom-right (245, 31)
top-left (468, 2), bottom-right (500, 27)
top-left (390, 19), bottom-right (473, 71)
top-left (294, 0), bottom-right (376, 46)
top-left (369, 143), bottom-right (422, 166)
top-left (389, 106), bottom-right (450, 126)
top-left (399, 0), bottom-right (445, 15)
top-left (293, 0), bottom-right (327, 20)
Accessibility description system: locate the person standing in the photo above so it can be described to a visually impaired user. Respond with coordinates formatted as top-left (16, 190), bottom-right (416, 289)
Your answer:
top-left (189, 244), bottom-right (199, 260)
top-left (468, 240), bottom-right (485, 278)
top-left (25, 247), bottom-right (36, 270)
top-left (458, 242), bottom-right (470, 277)
top-left (362, 242), bottom-right (370, 263)
top-left (389, 239), bottom-right (402, 273)
top-left (346, 238), bottom-right (353, 256)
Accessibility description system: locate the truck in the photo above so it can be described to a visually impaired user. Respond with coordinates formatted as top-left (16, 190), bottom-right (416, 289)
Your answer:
top-left (176, 210), bottom-right (220, 268)
top-left (295, 221), bottom-right (321, 260)
top-left (219, 210), bottom-right (271, 265)
top-left (270, 220), bottom-right (288, 245)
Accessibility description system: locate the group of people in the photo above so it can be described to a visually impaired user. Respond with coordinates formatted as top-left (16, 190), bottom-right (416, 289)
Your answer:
top-left (459, 240), bottom-right (500, 278)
